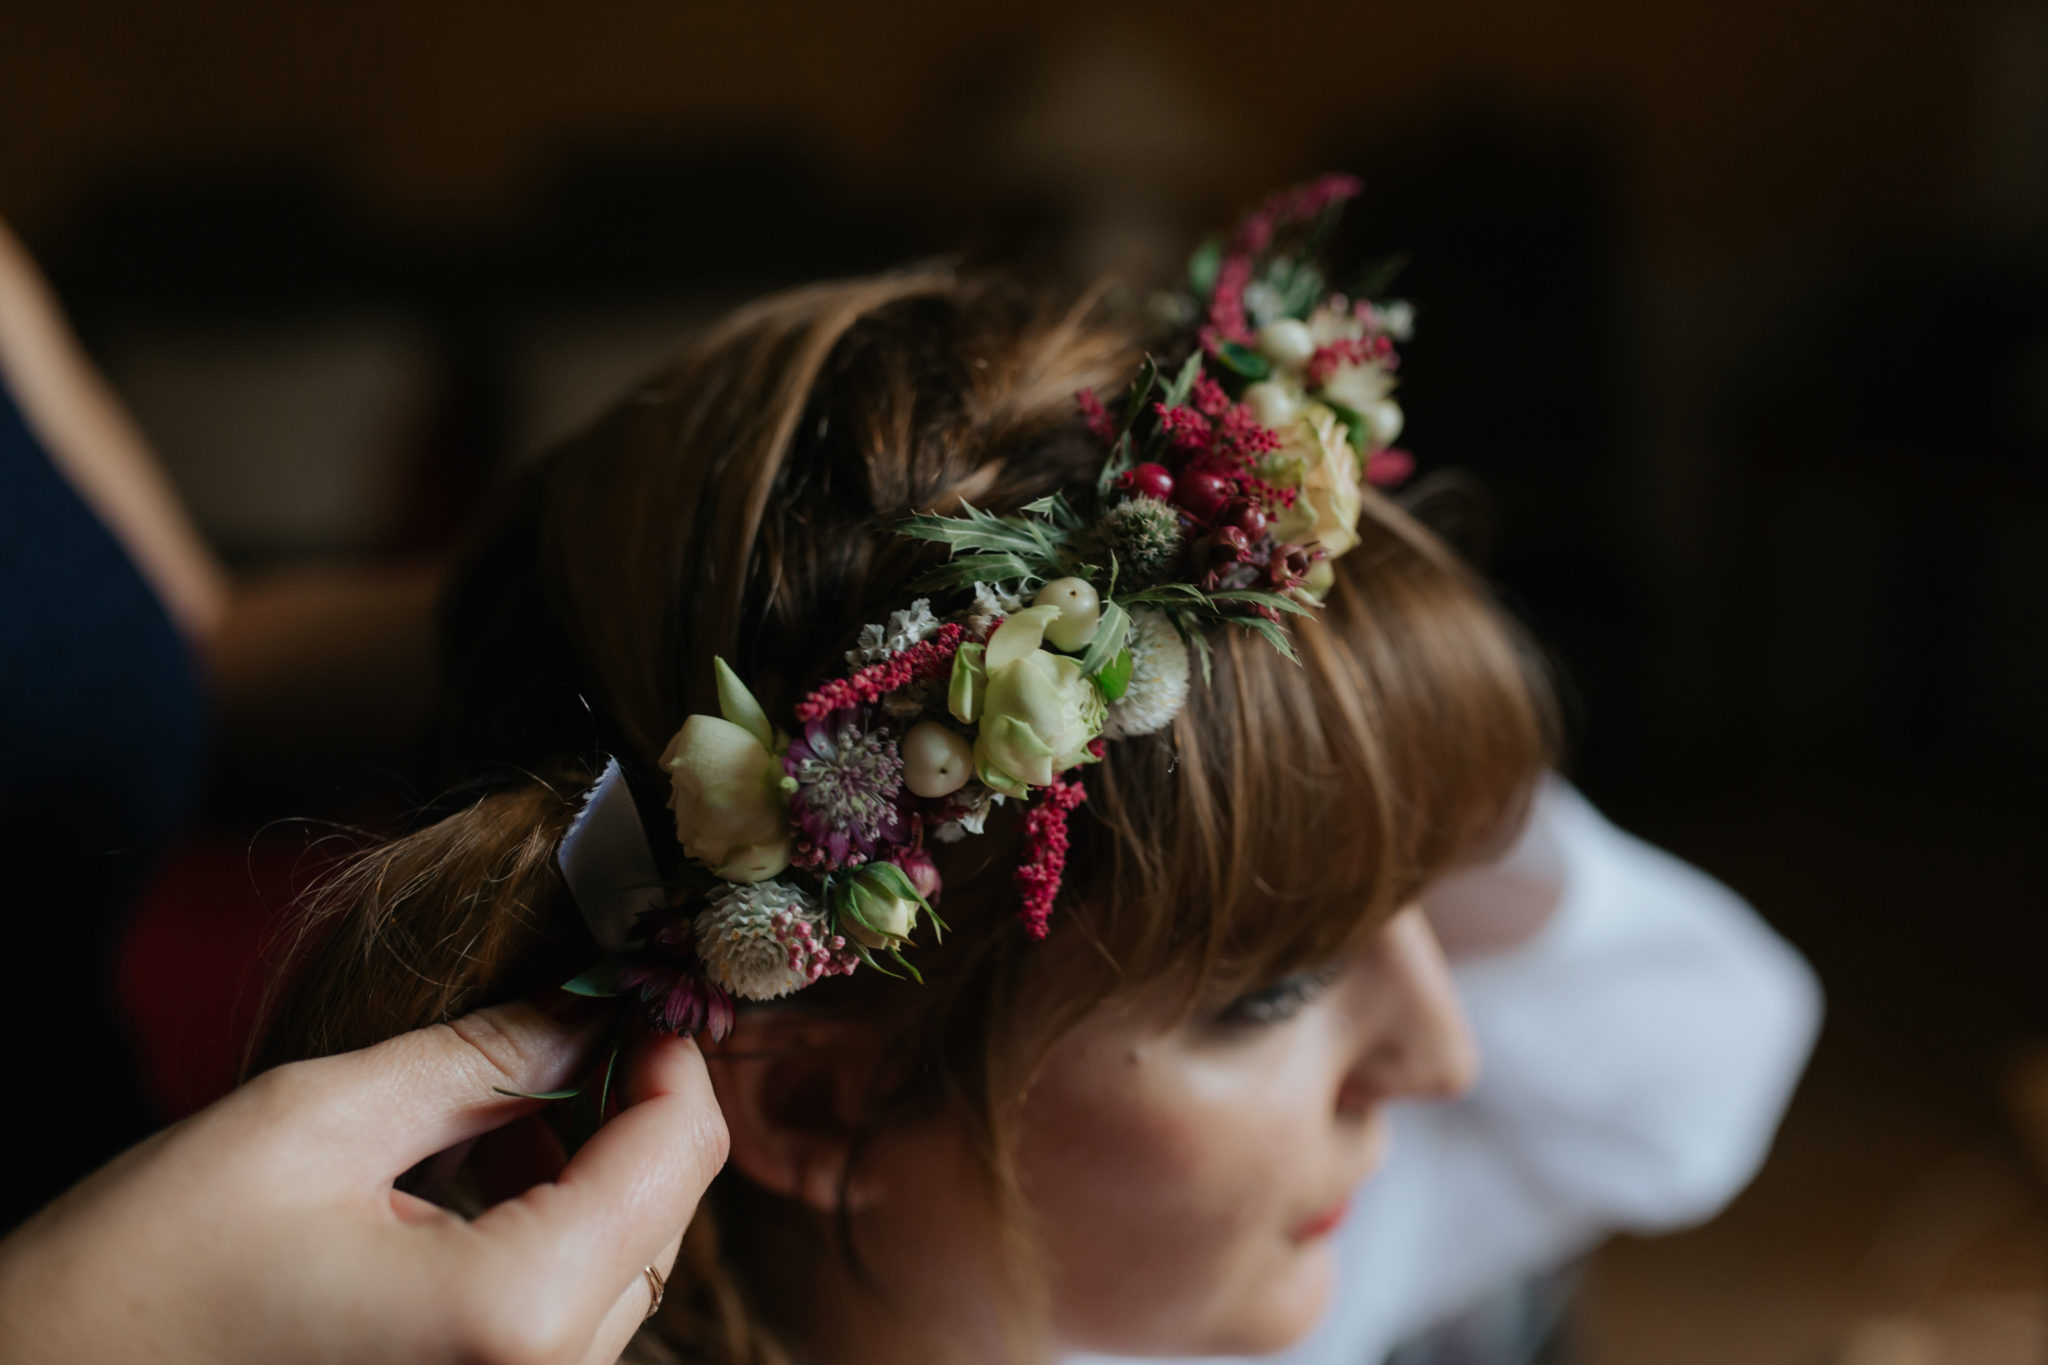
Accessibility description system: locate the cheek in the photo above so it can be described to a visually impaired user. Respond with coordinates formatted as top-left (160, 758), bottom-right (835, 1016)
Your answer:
top-left (1015, 1028), bottom-right (1341, 1356)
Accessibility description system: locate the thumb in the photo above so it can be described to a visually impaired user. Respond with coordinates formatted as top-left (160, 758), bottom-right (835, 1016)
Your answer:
top-left (282, 996), bottom-right (612, 1185)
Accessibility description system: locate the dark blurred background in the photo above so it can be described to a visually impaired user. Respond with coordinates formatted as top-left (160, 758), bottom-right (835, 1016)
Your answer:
top-left (4, 1), bottom-right (2044, 1359)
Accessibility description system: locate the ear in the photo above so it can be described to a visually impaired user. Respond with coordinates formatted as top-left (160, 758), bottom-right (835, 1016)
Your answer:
top-left (701, 1011), bottom-right (886, 1212)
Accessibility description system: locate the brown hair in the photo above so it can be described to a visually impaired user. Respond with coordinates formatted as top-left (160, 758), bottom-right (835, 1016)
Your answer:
top-left (254, 265), bottom-right (1556, 1363)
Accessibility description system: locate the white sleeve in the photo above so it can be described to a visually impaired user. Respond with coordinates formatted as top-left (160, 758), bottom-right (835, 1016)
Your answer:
top-left (1068, 777), bottom-right (1823, 1365)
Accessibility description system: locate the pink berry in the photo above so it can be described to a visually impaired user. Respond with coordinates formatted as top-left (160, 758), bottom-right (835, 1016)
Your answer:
top-left (1119, 462), bottom-right (1175, 502)
top-left (892, 847), bottom-right (943, 903)
top-left (1174, 469), bottom-right (1233, 520)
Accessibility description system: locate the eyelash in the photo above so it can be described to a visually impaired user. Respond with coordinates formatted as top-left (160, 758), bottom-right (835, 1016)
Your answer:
top-left (1215, 963), bottom-right (1343, 1028)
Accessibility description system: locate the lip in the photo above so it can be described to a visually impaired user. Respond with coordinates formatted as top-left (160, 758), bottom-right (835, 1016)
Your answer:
top-left (1289, 1197), bottom-right (1351, 1243)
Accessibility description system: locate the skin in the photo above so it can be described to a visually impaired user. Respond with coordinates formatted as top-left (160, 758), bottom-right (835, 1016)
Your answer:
top-left (0, 1000), bottom-right (728, 1365)
top-left (713, 903), bottom-right (1480, 1364)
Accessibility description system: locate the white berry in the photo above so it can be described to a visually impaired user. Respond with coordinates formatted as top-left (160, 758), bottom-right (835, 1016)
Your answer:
top-left (901, 720), bottom-right (974, 798)
top-left (1033, 577), bottom-right (1102, 652)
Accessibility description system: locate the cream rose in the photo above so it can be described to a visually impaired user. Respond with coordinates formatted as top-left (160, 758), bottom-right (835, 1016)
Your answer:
top-left (962, 605), bottom-right (1106, 799)
top-left (1264, 403), bottom-right (1365, 596)
top-left (660, 658), bottom-right (793, 882)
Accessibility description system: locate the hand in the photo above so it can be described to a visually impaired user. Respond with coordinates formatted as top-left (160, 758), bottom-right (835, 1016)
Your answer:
top-left (0, 998), bottom-right (727, 1365)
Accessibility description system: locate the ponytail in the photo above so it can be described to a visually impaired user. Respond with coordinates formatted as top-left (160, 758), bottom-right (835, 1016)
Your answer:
top-left (249, 779), bottom-right (586, 1072)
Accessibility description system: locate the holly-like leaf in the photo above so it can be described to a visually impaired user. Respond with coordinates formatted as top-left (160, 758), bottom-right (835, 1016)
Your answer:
top-left (895, 503), bottom-right (1062, 560)
top-left (1021, 492), bottom-right (1085, 531)
top-left (1119, 582), bottom-right (1212, 608)
top-left (1231, 612), bottom-right (1302, 663)
top-left (1077, 599), bottom-right (1131, 678)
top-left (909, 552), bottom-right (1035, 594)
top-left (1209, 589), bottom-right (1314, 618)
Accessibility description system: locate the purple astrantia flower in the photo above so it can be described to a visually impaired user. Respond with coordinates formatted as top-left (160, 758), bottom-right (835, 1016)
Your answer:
top-left (616, 959), bottom-right (735, 1041)
top-left (782, 706), bottom-right (910, 867)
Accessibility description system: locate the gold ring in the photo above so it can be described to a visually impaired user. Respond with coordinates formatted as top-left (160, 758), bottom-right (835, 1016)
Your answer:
top-left (642, 1263), bottom-right (666, 1320)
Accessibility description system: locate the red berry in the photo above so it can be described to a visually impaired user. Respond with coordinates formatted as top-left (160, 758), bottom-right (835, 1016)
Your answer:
top-left (1220, 497), bottom-right (1268, 538)
top-left (1174, 469), bottom-right (1233, 520)
top-left (1119, 463), bottom-right (1175, 502)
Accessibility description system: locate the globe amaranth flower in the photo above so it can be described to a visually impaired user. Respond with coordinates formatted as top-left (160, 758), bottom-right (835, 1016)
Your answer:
top-left (615, 960), bottom-right (736, 1041)
top-left (783, 705), bottom-right (910, 868)
top-left (952, 605), bottom-right (1106, 799)
top-left (661, 658), bottom-right (794, 883)
top-left (1102, 608), bottom-right (1191, 740)
top-left (694, 879), bottom-right (852, 1001)
top-left (1262, 403), bottom-right (1364, 598)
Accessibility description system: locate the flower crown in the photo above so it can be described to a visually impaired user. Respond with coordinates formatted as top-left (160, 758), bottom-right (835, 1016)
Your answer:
top-left (555, 175), bottom-right (1413, 1041)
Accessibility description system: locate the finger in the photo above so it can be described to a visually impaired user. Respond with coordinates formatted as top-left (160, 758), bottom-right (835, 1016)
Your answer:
top-left (469, 1113), bottom-right (569, 1207)
top-left (281, 997), bottom-right (611, 1183)
top-left (471, 1029), bottom-right (727, 1327)
top-left (577, 1228), bottom-right (684, 1365)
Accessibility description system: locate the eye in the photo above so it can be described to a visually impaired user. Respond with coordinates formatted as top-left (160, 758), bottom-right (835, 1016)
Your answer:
top-left (1213, 962), bottom-right (1343, 1028)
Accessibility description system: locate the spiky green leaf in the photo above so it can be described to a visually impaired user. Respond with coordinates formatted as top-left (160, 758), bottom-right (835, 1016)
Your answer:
top-left (1231, 612), bottom-right (1302, 663)
top-left (1209, 589), bottom-right (1315, 618)
top-left (1077, 599), bottom-right (1131, 678)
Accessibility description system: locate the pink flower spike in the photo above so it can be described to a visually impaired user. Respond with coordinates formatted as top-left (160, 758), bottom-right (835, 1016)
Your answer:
top-left (1015, 773), bottom-right (1088, 939)
top-left (1076, 387), bottom-right (1116, 444)
top-left (1366, 449), bottom-right (1416, 487)
top-left (795, 622), bottom-right (967, 722)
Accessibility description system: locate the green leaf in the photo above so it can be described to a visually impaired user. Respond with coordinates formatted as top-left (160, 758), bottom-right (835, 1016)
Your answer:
top-left (1077, 599), bottom-right (1130, 677)
top-left (1119, 358), bottom-right (1161, 436)
top-left (909, 551), bottom-right (1034, 594)
top-left (713, 656), bottom-right (774, 750)
top-left (894, 503), bottom-right (1060, 560)
top-left (598, 1038), bottom-right (621, 1118)
top-left (1118, 582), bottom-right (1212, 607)
top-left (1093, 646), bottom-right (1134, 702)
top-left (861, 858), bottom-right (933, 915)
top-left (1095, 430), bottom-right (1137, 506)
top-left (1212, 341), bottom-right (1271, 381)
top-left (561, 956), bottom-right (634, 998)
top-left (1208, 589), bottom-right (1314, 618)
top-left (888, 947), bottom-right (926, 985)
top-left (847, 938), bottom-right (904, 979)
top-left (1232, 612), bottom-right (1302, 664)
top-left (1187, 617), bottom-right (1216, 685)
top-left (1187, 236), bottom-right (1223, 299)
top-left (1161, 350), bottom-right (1204, 410)
top-left (493, 1086), bottom-right (581, 1102)
top-left (1021, 492), bottom-right (1085, 531)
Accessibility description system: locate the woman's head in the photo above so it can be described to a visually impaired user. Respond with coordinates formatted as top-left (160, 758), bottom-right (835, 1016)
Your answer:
top-left (257, 266), bottom-right (1554, 1362)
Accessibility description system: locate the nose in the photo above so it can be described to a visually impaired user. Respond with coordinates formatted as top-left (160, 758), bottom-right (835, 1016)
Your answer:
top-left (1334, 906), bottom-right (1479, 1115)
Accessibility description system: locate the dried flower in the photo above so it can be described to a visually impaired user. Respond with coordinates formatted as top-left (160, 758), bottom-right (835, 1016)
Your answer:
top-left (616, 960), bottom-right (736, 1041)
top-left (1103, 609), bottom-right (1191, 740)
top-left (846, 597), bottom-right (941, 667)
top-left (1097, 496), bottom-right (1184, 588)
top-left (784, 707), bottom-right (909, 867)
top-left (694, 880), bottom-right (854, 1001)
